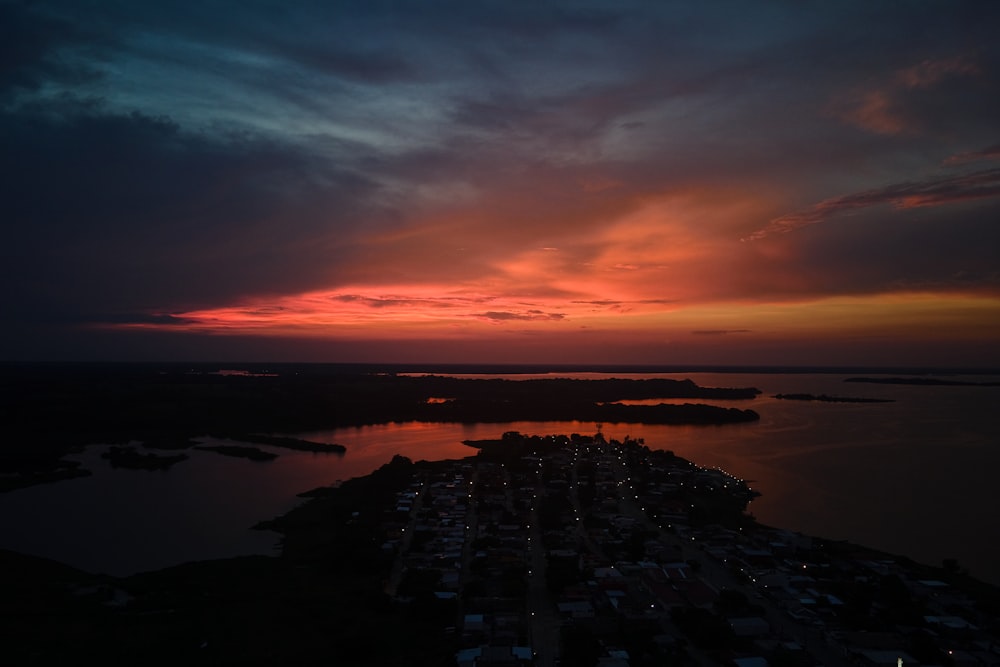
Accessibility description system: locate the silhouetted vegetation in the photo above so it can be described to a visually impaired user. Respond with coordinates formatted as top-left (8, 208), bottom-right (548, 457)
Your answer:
top-left (209, 433), bottom-right (345, 453)
top-left (0, 456), bottom-right (90, 492)
top-left (101, 445), bottom-right (188, 470)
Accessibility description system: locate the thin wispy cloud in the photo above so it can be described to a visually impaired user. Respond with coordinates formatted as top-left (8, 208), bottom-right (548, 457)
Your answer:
top-left (838, 56), bottom-right (981, 136)
top-left (477, 311), bottom-right (566, 322)
top-left (692, 329), bottom-right (751, 336)
top-left (746, 168), bottom-right (1000, 240)
top-left (944, 144), bottom-right (1000, 165)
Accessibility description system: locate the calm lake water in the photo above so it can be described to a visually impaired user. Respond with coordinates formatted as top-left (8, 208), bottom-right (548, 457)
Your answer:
top-left (2, 371), bottom-right (998, 584)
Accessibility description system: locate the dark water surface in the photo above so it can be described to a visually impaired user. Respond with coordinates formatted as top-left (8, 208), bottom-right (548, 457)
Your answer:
top-left (1, 371), bottom-right (998, 583)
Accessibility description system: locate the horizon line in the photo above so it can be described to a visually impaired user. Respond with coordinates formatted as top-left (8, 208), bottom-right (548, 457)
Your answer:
top-left (3, 361), bottom-right (999, 375)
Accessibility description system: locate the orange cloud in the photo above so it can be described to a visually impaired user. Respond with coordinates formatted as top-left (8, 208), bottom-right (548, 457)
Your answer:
top-left (101, 173), bottom-right (1000, 366)
top-left (897, 57), bottom-right (979, 89)
top-left (845, 90), bottom-right (907, 136)
top-left (837, 56), bottom-right (980, 136)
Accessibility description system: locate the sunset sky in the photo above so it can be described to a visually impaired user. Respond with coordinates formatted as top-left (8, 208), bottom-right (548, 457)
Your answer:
top-left (3, 1), bottom-right (1000, 365)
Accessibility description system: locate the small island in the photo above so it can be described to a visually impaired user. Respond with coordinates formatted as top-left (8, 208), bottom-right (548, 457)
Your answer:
top-left (214, 433), bottom-right (346, 453)
top-left (0, 461), bottom-right (90, 493)
top-left (100, 445), bottom-right (189, 470)
top-left (194, 444), bottom-right (279, 461)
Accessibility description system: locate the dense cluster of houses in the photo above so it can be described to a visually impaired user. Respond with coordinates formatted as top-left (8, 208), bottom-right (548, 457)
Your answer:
top-left (383, 434), bottom-right (999, 667)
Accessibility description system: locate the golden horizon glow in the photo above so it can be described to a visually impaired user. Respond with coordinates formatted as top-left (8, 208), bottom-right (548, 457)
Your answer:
top-left (106, 180), bottom-right (1000, 360)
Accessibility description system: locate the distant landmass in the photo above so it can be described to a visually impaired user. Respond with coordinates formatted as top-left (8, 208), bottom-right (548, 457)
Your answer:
top-left (774, 393), bottom-right (894, 403)
top-left (846, 376), bottom-right (1000, 387)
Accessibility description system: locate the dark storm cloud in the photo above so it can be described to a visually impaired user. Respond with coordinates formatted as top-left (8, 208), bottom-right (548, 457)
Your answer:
top-left (692, 329), bottom-right (751, 336)
top-left (428, 0), bottom-right (1000, 209)
top-left (151, 8), bottom-right (416, 85)
top-left (0, 101), bottom-right (382, 325)
top-left (13, 0), bottom-right (416, 83)
top-left (746, 200), bottom-right (1000, 300)
top-left (0, 2), bottom-right (103, 96)
top-left (20, 0), bottom-right (623, 94)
